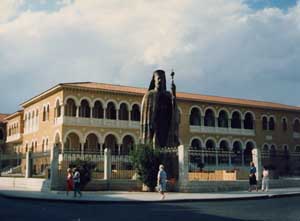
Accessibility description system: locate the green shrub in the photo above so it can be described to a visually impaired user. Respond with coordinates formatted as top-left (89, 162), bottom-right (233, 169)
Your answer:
top-left (130, 144), bottom-right (160, 191)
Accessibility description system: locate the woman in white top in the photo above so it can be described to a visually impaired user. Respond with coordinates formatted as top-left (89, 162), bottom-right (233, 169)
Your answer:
top-left (262, 167), bottom-right (269, 192)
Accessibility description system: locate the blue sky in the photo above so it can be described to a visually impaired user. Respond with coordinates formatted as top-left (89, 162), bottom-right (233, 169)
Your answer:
top-left (0, 0), bottom-right (300, 113)
top-left (245, 0), bottom-right (297, 10)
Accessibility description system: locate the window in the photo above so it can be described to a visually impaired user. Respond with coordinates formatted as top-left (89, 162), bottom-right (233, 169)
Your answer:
top-left (269, 117), bottom-right (275, 130)
top-left (262, 116), bottom-right (268, 130)
top-left (282, 118), bottom-right (288, 132)
top-left (0, 128), bottom-right (4, 140)
top-left (190, 108), bottom-right (201, 126)
top-left (231, 111), bottom-right (241, 129)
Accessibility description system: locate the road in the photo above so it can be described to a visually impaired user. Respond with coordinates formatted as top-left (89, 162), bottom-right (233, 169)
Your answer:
top-left (0, 195), bottom-right (299, 221)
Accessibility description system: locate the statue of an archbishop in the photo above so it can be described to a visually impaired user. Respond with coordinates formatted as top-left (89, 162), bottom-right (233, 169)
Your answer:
top-left (140, 70), bottom-right (180, 148)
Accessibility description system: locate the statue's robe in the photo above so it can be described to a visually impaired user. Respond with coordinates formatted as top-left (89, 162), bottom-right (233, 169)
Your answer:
top-left (141, 89), bottom-right (179, 147)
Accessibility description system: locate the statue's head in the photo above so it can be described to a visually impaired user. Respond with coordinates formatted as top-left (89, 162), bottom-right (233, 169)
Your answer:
top-left (148, 69), bottom-right (166, 91)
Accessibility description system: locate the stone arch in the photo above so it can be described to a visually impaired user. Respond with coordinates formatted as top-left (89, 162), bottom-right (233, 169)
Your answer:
top-left (64, 97), bottom-right (77, 117)
top-left (103, 132), bottom-right (121, 145)
top-left (189, 136), bottom-right (204, 149)
top-left (93, 100), bottom-right (104, 119)
top-left (217, 138), bottom-right (231, 150)
top-left (232, 139), bottom-right (244, 151)
top-left (105, 99), bottom-right (118, 109)
top-left (92, 98), bottom-right (105, 107)
top-left (218, 138), bottom-right (230, 165)
top-left (64, 131), bottom-right (82, 151)
top-left (121, 134), bottom-right (136, 154)
top-left (84, 133), bottom-right (100, 152)
top-left (83, 131), bottom-right (102, 144)
top-left (118, 101), bottom-right (131, 111)
top-left (204, 108), bottom-right (216, 127)
top-left (244, 140), bottom-right (255, 165)
top-left (63, 129), bottom-right (84, 143)
top-left (106, 101), bottom-right (117, 120)
top-left (262, 143), bottom-right (269, 152)
top-left (269, 116), bottom-right (276, 130)
top-left (189, 105), bottom-right (204, 116)
top-left (244, 112), bottom-right (255, 129)
top-left (231, 110), bottom-right (242, 128)
top-left (204, 137), bottom-right (217, 149)
top-left (217, 109), bottom-right (229, 128)
top-left (131, 103), bottom-right (141, 121)
top-left (79, 97), bottom-right (93, 107)
top-left (79, 99), bottom-right (91, 118)
top-left (293, 118), bottom-right (300, 132)
top-left (261, 115), bottom-right (268, 130)
top-left (103, 133), bottom-right (119, 155)
top-left (189, 107), bottom-right (201, 126)
top-left (119, 102), bottom-right (129, 120)
top-left (64, 95), bottom-right (80, 106)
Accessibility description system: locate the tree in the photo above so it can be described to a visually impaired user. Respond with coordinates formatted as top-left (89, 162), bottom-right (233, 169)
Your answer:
top-left (130, 144), bottom-right (160, 191)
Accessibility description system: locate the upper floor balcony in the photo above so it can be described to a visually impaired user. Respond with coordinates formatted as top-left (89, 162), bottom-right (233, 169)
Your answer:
top-left (59, 116), bottom-right (140, 129)
top-left (190, 125), bottom-right (255, 136)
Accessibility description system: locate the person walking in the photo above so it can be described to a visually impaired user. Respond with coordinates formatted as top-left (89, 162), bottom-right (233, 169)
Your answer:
top-left (73, 168), bottom-right (82, 198)
top-left (157, 164), bottom-right (167, 200)
top-left (248, 162), bottom-right (258, 192)
top-left (66, 168), bottom-right (73, 196)
top-left (261, 167), bottom-right (269, 192)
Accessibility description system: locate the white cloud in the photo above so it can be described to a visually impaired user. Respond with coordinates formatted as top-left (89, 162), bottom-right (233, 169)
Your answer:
top-left (0, 0), bottom-right (24, 23)
top-left (0, 0), bottom-right (300, 113)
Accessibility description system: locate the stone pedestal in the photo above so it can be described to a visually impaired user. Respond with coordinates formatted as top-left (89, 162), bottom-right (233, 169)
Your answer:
top-left (252, 148), bottom-right (262, 181)
top-left (178, 145), bottom-right (188, 191)
top-left (50, 146), bottom-right (59, 189)
top-left (104, 148), bottom-right (111, 180)
top-left (25, 151), bottom-right (32, 178)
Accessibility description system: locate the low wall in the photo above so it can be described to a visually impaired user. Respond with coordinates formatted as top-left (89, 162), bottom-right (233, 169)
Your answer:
top-left (0, 177), bottom-right (50, 192)
top-left (178, 178), bottom-right (300, 193)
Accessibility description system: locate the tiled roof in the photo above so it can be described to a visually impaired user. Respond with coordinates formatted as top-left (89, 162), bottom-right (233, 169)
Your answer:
top-left (0, 113), bottom-right (9, 122)
top-left (63, 82), bottom-right (300, 111)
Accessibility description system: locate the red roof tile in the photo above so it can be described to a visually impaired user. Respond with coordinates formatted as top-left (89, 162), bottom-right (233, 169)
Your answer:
top-left (63, 82), bottom-right (300, 111)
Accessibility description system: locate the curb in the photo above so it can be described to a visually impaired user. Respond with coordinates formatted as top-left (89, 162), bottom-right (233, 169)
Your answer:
top-left (1, 192), bottom-right (300, 204)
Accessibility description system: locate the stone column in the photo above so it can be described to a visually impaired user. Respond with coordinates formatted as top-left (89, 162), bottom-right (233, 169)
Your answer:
top-left (228, 118), bottom-right (232, 128)
top-left (50, 145), bottom-right (59, 189)
top-left (178, 145), bottom-right (189, 191)
top-left (104, 148), bottom-right (111, 180)
top-left (76, 106), bottom-right (79, 117)
top-left (25, 151), bottom-right (32, 178)
top-left (61, 105), bottom-right (64, 117)
top-left (80, 143), bottom-right (84, 156)
top-left (201, 116), bottom-right (205, 127)
top-left (252, 148), bottom-right (262, 181)
top-left (116, 109), bottom-right (119, 120)
top-left (241, 119), bottom-right (245, 129)
top-left (118, 144), bottom-right (121, 155)
top-left (90, 107), bottom-right (94, 118)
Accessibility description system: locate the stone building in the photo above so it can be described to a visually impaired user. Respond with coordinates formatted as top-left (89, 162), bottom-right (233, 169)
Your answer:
top-left (0, 113), bottom-right (8, 153)
top-left (4, 82), bottom-right (300, 177)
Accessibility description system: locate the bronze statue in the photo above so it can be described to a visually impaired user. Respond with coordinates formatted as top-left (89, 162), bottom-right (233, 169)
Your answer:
top-left (140, 70), bottom-right (180, 148)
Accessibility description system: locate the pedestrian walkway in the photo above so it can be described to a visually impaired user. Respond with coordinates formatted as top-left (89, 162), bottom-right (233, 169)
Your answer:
top-left (1, 187), bottom-right (300, 203)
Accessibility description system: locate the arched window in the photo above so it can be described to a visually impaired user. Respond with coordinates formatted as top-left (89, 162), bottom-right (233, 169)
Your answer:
top-left (131, 104), bottom-right (140, 121)
top-left (244, 113), bottom-right (254, 129)
top-left (119, 103), bottom-right (129, 120)
top-left (218, 110), bottom-right (228, 128)
top-left (263, 144), bottom-right (269, 152)
top-left (282, 118), bottom-right (288, 132)
top-left (231, 111), bottom-right (241, 129)
top-left (269, 117), bottom-right (275, 131)
top-left (65, 99), bottom-right (77, 117)
top-left (219, 140), bottom-right (229, 165)
top-left (262, 116), bottom-right (268, 130)
top-left (55, 100), bottom-right (61, 118)
top-left (121, 135), bottom-right (135, 154)
top-left (84, 133), bottom-right (99, 152)
top-left (64, 133), bottom-right (80, 152)
top-left (106, 102), bottom-right (116, 120)
top-left (244, 142), bottom-right (254, 165)
top-left (191, 139), bottom-right (202, 150)
top-left (93, 101), bottom-right (104, 119)
top-left (79, 100), bottom-right (90, 118)
top-left (42, 139), bottom-right (45, 152)
top-left (42, 106), bottom-right (46, 121)
top-left (46, 105), bottom-right (50, 121)
top-left (45, 139), bottom-right (48, 151)
top-left (190, 108), bottom-right (201, 126)
top-left (232, 141), bottom-right (242, 165)
top-left (270, 145), bottom-right (276, 158)
top-left (204, 109), bottom-right (215, 127)
top-left (205, 139), bottom-right (216, 165)
top-left (104, 134), bottom-right (118, 155)
top-left (293, 119), bottom-right (300, 132)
